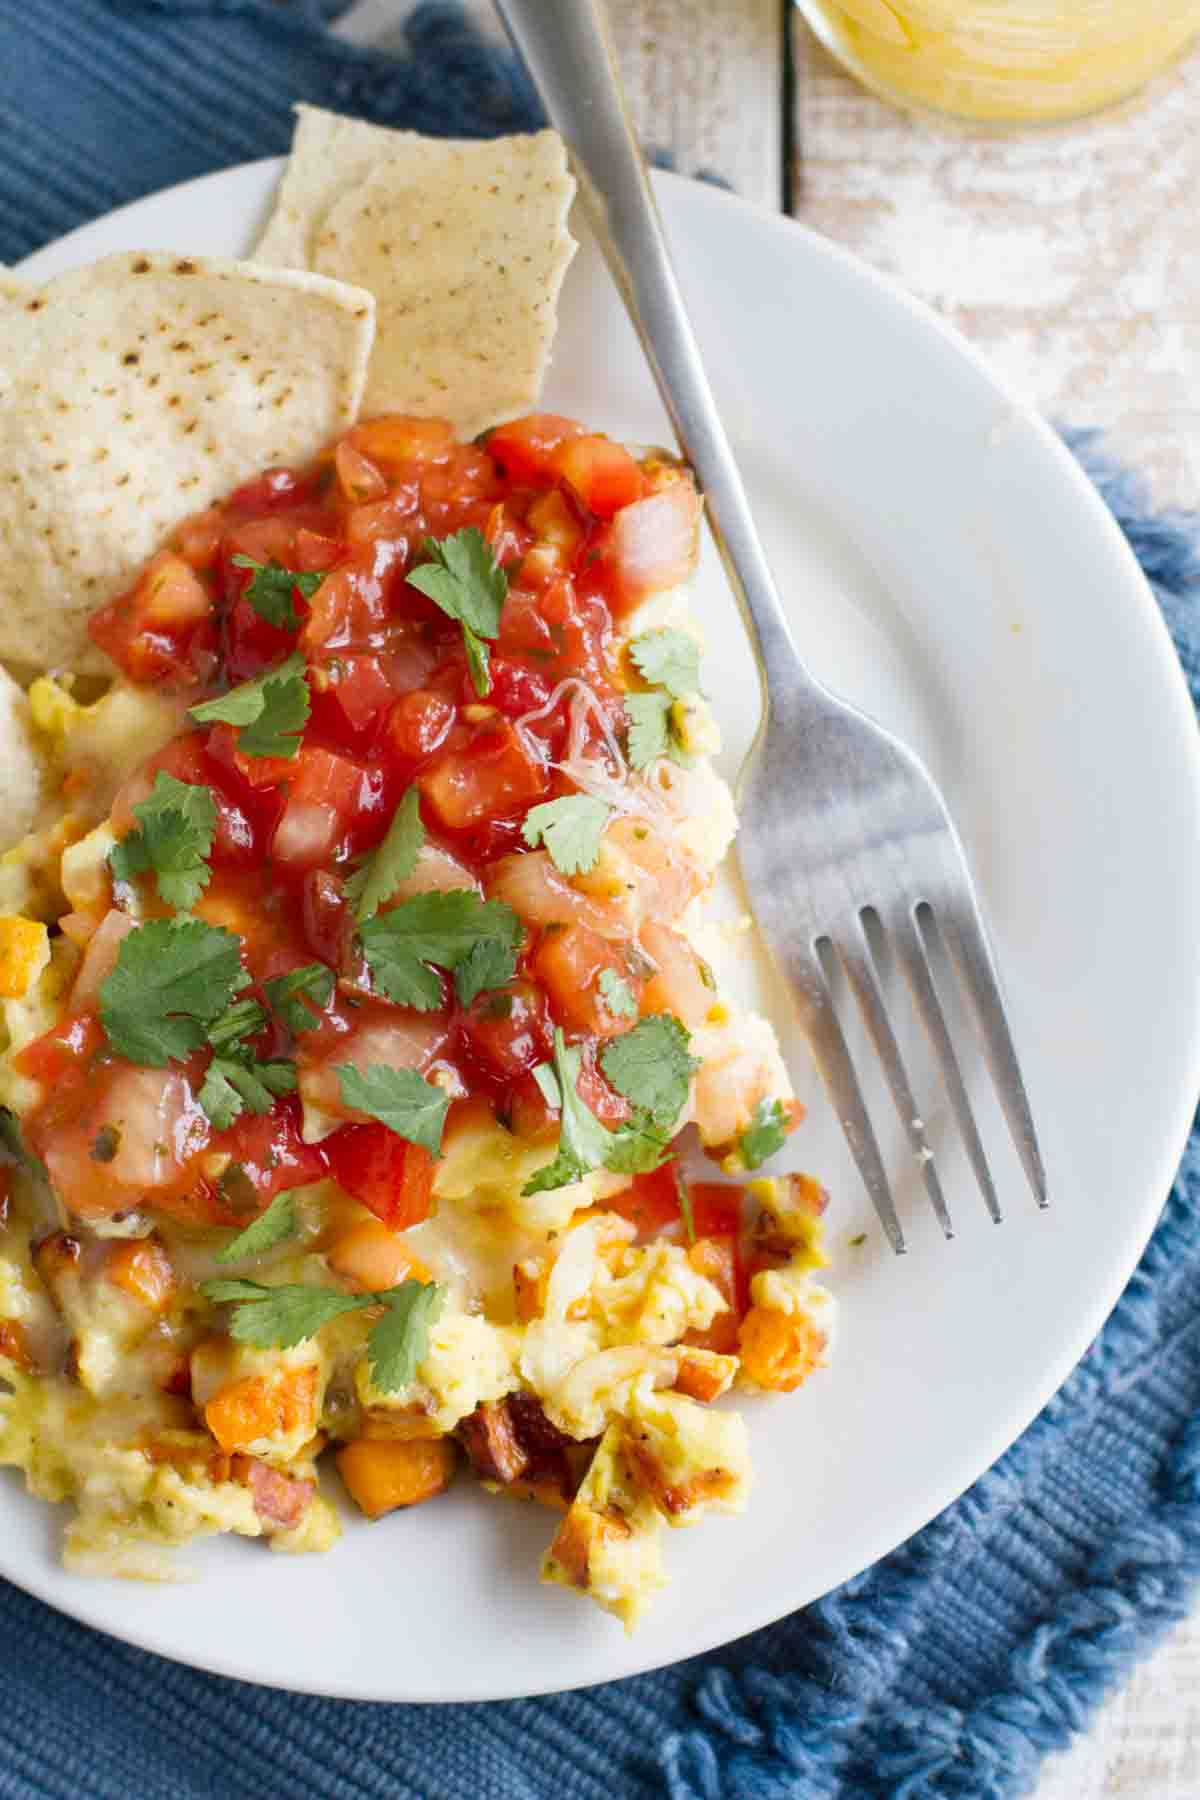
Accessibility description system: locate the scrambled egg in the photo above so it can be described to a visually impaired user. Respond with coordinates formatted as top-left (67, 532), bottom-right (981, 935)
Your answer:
top-left (0, 574), bottom-right (839, 1631)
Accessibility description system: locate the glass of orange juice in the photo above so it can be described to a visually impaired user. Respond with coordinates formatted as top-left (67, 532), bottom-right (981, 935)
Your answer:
top-left (794, 0), bottom-right (1200, 122)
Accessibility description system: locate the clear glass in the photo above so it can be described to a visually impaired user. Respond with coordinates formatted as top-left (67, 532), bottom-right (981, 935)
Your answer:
top-left (795, 0), bottom-right (1200, 122)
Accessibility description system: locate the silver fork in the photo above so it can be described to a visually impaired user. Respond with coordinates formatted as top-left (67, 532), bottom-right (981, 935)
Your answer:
top-left (496, 0), bottom-right (1048, 1251)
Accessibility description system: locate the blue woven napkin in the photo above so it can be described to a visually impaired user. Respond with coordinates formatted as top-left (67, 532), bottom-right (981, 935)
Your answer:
top-left (2, 6), bottom-right (1199, 1796)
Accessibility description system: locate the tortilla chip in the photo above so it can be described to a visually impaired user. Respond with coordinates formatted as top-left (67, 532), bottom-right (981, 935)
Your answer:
top-left (256, 106), bottom-right (575, 438)
top-left (0, 665), bottom-right (44, 841)
top-left (0, 252), bottom-right (375, 676)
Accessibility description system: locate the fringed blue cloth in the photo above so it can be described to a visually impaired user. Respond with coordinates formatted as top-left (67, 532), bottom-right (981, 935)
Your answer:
top-left (0, 5), bottom-right (1197, 1795)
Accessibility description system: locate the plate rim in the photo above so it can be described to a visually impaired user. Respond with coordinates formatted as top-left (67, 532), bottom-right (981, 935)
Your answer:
top-left (7, 156), bottom-right (1200, 1704)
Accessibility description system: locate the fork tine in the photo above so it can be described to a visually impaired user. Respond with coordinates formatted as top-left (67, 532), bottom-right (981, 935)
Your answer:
top-left (929, 903), bottom-right (1048, 1208)
top-left (891, 911), bottom-right (1002, 1224)
top-left (833, 925), bottom-right (953, 1239)
top-left (788, 945), bottom-right (906, 1255)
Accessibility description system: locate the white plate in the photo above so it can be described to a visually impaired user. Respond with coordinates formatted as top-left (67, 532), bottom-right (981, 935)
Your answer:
top-left (9, 160), bottom-right (1200, 1703)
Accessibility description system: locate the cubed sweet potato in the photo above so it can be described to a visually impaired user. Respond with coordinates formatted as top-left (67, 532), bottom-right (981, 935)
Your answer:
top-left (336, 1436), bottom-right (456, 1519)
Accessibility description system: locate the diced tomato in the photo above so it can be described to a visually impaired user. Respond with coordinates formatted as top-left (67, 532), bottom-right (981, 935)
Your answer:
top-left (324, 1123), bottom-right (434, 1229)
top-left (301, 557), bottom-right (395, 654)
top-left (209, 1096), bottom-right (327, 1215)
top-left (335, 440), bottom-right (388, 504)
top-left (532, 925), bottom-right (636, 1037)
top-left (551, 435), bottom-right (646, 519)
top-left (344, 492), bottom-right (419, 549)
top-left (526, 489), bottom-right (585, 559)
top-left (173, 507), bottom-right (224, 572)
top-left (14, 1011), bottom-right (104, 1087)
top-left (419, 446), bottom-right (503, 523)
top-left (226, 467), bottom-right (317, 514)
top-left (507, 1070), bottom-right (559, 1143)
top-left (89, 550), bottom-right (217, 686)
top-left (350, 416), bottom-right (455, 472)
top-left (271, 746), bottom-right (389, 872)
top-left (486, 414), bottom-right (584, 485)
top-left (294, 528), bottom-right (343, 573)
top-left (300, 870), bottom-right (353, 969)
top-left (575, 1043), bottom-right (629, 1128)
top-left (318, 653), bottom-right (396, 738)
top-left (607, 1163), bottom-right (687, 1239)
top-left (483, 501), bottom-right (531, 567)
top-left (684, 1233), bottom-right (744, 1353)
top-left (460, 981), bottom-right (552, 1081)
top-left (688, 1182), bottom-right (743, 1240)
top-left (485, 658), bottom-right (553, 721)
top-left (205, 722), bottom-right (295, 793)
top-left (418, 720), bottom-right (547, 832)
top-left (385, 689), bottom-right (456, 761)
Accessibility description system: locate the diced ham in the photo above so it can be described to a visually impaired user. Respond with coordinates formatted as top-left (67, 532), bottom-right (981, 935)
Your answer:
top-left (234, 1455), bottom-right (315, 1529)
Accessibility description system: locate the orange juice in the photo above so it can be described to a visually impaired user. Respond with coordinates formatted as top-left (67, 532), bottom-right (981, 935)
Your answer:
top-left (796, 1), bottom-right (1200, 122)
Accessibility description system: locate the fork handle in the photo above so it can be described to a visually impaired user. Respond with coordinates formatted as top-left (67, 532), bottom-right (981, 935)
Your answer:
top-left (495, 0), bottom-right (822, 715)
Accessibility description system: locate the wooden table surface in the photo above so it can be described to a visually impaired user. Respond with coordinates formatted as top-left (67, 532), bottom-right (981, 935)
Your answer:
top-left (340, 3), bottom-right (1200, 1790)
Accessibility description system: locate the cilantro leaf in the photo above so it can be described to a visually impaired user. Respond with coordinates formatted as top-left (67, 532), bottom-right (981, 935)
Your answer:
top-left (200, 1277), bottom-right (367, 1350)
top-left (336, 1064), bottom-right (450, 1156)
top-left (100, 919), bottom-right (246, 1067)
top-left (532, 1062), bottom-right (562, 1109)
top-left (629, 629), bottom-right (702, 699)
top-left (407, 528), bottom-right (507, 698)
top-left (597, 968), bottom-right (637, 1018)
top-left (215, 1191), bottom-right (299, 1264)
top-left (366, 1279), bottom-right (446, 1393)
top-left (264, 963), bottom-right (335, 1036)
top-left (625, 690), bottom-right (693, 772)
top-left (206, 997), bottom-right (268, 1056)
top-left (739, 1097), bottom-right (790, 1170)
top-left (454, 938), bottom-right (518, 1007)
top-left (625, 691), bottom-right (672, 769)
top-left (344, 787), bottom-right (425, 923)
top-left (359, 891), bottom-right (522, 1011)
top-left (109, 772), bottom-right (217, 911)
top-left (675, 1167), bottom-right (696, 1246)
top-left (199, 1056), bottom-right (296, 1128)
top-left (523, 1029), bottom-right (614, 1195)
top-left (0, 1107), bottom-right (48, 1182)
top-left (522, 794), bottom-right (611, 876)
top-left (190, 652), bottom-right (310, 760)
top-left (199, 1273), bottom-right (447, 1378)
top-left (600, 1014), bottom-right (699, 1133)
top-left (603, 1111), bottom-right (674, 1174)
top-left (196, 1060), bottom-right (246, 1131)
top-left (231, 554), bottom-right (325, 632)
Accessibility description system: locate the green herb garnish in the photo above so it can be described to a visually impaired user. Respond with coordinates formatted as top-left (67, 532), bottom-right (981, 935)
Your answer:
top-left (200, 1276), bottom-right (445, 1393)
top-left (231, 555), bottom-right (327, 633)
top-left (344, 786), bottom-right (425, 923)
top-left (629, 628), bottom-right (701, 698)
top-left (335, 1064), bottom-right (451, 1156)
top-left (214, 1191), bottom-right (299, 1264)
top-left (99, 918), bottom-right (246, 1067)
top-left (406, 528), bottom-right (507, 697)
top-left (739, 1097), bottom-right (790, 1170)
top-left (109, 772), bottom-right (217, 911)
top-left (190, 652), bottom-right (310, 759)
top-left (521, 794), bottom-right (611, 876)
top-left (358, 890), bottom-right (522, 1012)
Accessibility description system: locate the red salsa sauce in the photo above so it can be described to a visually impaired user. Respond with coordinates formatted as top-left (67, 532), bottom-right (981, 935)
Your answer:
top-left (20, 414), bottom-right (703, 1235)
